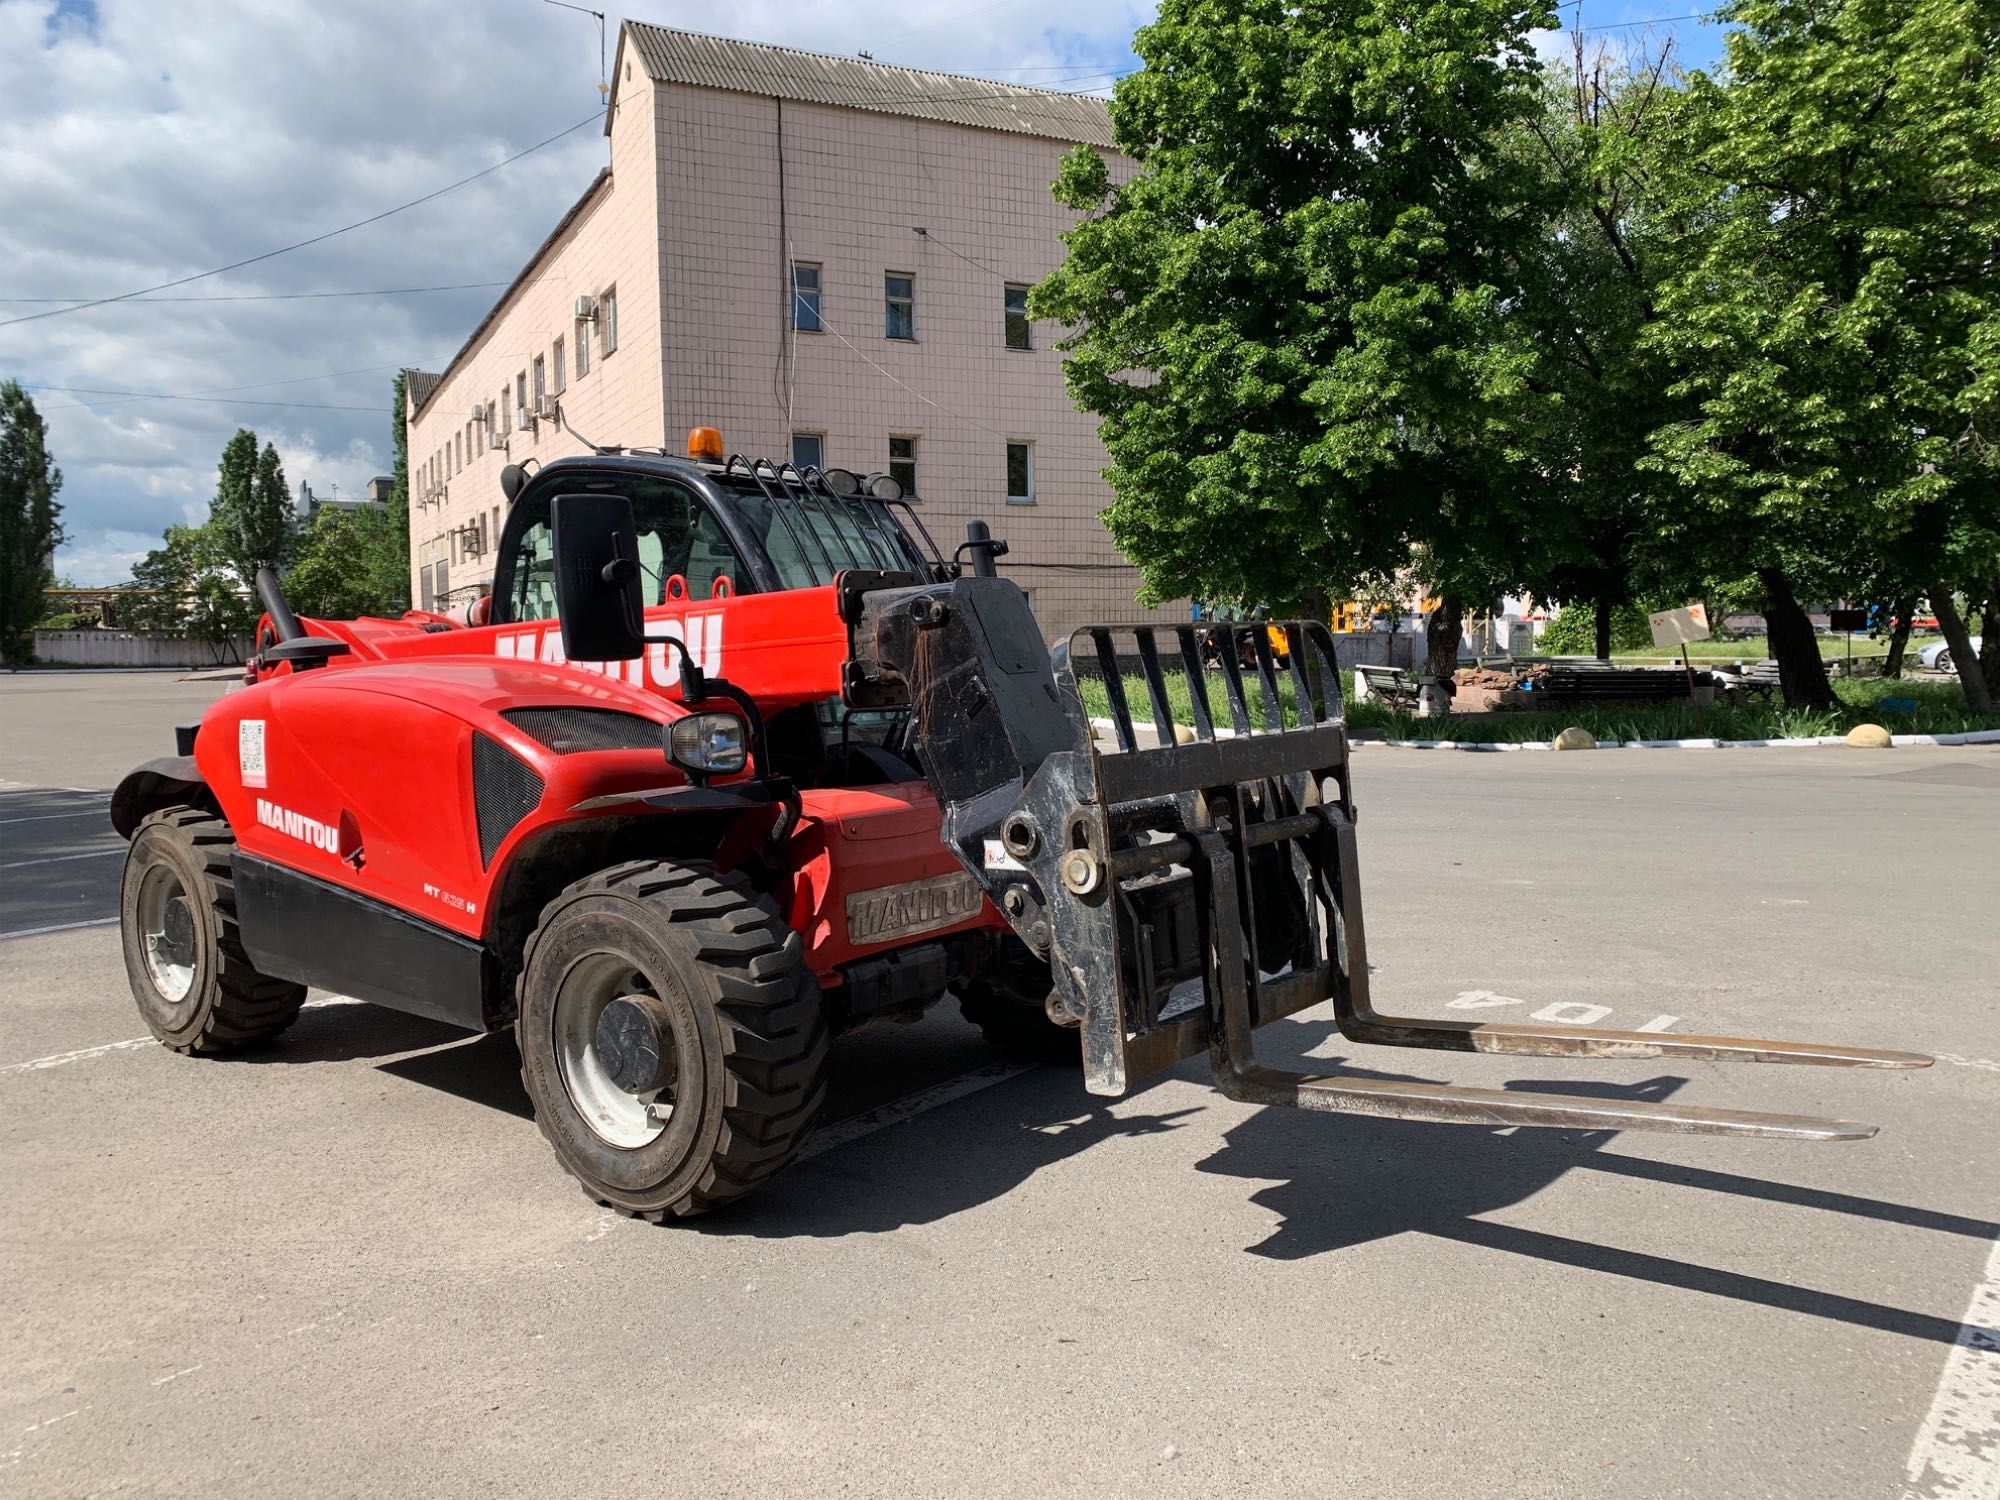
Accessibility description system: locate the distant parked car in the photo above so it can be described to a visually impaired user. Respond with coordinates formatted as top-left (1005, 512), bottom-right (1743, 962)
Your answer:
top-left (1919, 637), bottom-right (1981, 672)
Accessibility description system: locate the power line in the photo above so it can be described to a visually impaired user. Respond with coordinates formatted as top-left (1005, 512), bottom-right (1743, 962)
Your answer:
top-left (805, 303), bottom-right (1106, 466)
top-left (0, 113), bottom-right (604, 330)
top-left (25, 385), bottom-right (389, 413)
top-left (911, 226), bottom-right (1011, 279)
top-left (0, 282), bottom-right (510, 306)
top-left (1586, 10), bottom-right (1715, 26)
top-left (44, 358), bottom-right (444, 416)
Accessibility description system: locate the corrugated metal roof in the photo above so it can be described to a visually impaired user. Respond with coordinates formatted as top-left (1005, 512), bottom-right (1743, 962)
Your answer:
top-left (406, 370), bottom-right (442, 411)
top-left (623, 23), bottom-right (1116, 149)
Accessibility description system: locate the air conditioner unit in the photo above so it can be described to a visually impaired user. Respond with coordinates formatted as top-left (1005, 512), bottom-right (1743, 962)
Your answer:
top-left (536, 394), bottom-right (559, 421)
top-left (517, 405), bottom-right (534, 430)
top-left (574, 295), bottom-right (598, 321)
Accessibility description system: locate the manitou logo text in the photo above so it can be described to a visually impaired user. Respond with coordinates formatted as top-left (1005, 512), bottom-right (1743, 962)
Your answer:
top-left (254, 798), bottom-right (342, 856)
top-left (846, 871), bottom-right (984, 945)
top-left (493, 611), bottom-right (724, 689)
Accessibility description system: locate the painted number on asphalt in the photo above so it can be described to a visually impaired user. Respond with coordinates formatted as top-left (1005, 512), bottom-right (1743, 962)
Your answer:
top-left (1449, 990), bottom-right (1679, 1033)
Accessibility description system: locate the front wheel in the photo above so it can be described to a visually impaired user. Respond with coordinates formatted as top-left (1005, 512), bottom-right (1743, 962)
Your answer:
top-left (955, 941), bottom-right (1078, 1063)
top-left (516, 861), bottom-right (828, 1220)
top-left (118, 808), bottom-right (306, 1053)
top-left (1935, 650), bottom-right (1953, 673)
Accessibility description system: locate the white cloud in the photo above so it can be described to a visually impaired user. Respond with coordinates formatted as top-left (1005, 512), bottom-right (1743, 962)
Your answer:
top-left (1, 0), bottom-right (1152, 581)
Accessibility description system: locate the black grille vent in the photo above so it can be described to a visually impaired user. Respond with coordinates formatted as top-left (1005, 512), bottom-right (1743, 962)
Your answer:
top-left (472, 733), bottom-right (545, 868)
top-left (501, 708), bottom-right (663, 755)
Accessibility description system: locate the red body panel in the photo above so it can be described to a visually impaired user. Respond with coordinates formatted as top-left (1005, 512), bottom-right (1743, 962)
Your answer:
top-left (203, 586), bottom-right (1003, 977)
top-left (786, 784), bottom-right (988, 979)
top-left (288, 586), bottom-right (851, 714)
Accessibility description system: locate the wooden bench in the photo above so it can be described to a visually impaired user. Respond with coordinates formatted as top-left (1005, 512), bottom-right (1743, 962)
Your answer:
top-left (1355, 663), bottom-right (1425, 711)
top-left (1538, 666), bottom-right (1713, 704)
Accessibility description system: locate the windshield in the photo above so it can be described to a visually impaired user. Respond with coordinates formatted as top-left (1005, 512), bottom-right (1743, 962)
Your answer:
top-left (717, 483), bottom-right (936, 590)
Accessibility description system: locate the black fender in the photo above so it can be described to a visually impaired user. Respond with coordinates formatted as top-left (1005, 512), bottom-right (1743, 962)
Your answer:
top-left (110, 757), bottom-right (218, 840)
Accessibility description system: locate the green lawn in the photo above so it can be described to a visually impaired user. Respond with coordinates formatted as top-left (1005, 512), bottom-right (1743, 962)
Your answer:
top-left (1075, 666), bottom-right (1997, 744)
top-left (1349, 675), bottom-right (1998, 743)
top-left (1601, 634), bottom-right (1944, 663)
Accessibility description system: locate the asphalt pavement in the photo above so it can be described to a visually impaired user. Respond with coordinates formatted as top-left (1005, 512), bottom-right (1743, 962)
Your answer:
top-left (1, 670), bottom-right (1996, 1499)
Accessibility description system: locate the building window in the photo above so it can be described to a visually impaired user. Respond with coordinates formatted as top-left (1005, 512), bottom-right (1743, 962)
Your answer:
top-left (884, 273), bottom-right (915, 340)
top-left (516, 372), bottom-right (528, 424)
top-left (791, 262), bottom-right (822, 331)
top-left (575, 317), bottom-right (590, 377)
top-left (552, 338), bottom-right (566, 396)
top-left (532, 356), bottom-right (546, 413)
top-left (1004, 285), bottom-right (1032, 350)
top-left (1006, 442), bottom-right (1034, 504)
top-left (792, 433), bottom-right (825, 471)
top-left (600, 287), bottom-right (617, 355)
top-left (889, 436), bottom-right (917, 497)
top-left (497, 395), bottom-right (509, 438)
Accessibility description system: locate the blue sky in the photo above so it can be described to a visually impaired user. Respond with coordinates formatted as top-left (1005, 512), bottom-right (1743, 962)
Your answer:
top-left (2, 0), bottom-right (1729, 583)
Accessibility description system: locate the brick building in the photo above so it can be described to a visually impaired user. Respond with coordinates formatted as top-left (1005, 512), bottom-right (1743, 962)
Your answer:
top-left (403, 23), bottom-right (1178, 637)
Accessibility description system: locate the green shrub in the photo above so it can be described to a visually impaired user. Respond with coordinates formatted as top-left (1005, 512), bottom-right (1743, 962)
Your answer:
top-left (1539, 603), bottom-right (1654, 655)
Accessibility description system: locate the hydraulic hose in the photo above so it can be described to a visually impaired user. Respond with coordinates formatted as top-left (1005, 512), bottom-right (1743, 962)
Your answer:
top-left (256, 567), bottom-right (305, 643)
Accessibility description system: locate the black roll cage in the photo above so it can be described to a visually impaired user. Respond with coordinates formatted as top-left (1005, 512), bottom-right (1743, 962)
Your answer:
top-left (488, 453), bottom-right (947, 626)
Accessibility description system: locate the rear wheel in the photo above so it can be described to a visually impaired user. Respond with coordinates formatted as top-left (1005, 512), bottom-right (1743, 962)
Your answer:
top-left (516, 861), bottom-right (827, 1220)
top-left (119, 807), bottom-right (307, 1053)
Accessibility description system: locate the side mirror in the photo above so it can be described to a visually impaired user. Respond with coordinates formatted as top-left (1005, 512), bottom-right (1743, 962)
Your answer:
top-left (551, 493), bottom-right (644, 662)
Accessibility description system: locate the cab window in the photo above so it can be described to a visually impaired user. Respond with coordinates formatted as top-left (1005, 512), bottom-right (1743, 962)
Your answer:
top-left (496, 475), bottom-right (748, 623)
top-left (508, 519), bottom-right (557, 621)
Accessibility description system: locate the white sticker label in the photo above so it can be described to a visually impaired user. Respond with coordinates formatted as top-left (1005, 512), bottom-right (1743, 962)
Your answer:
top-left (982, 839), bottom-right (1026, 873)
top-left (239, 719), bottom-right (267, 788)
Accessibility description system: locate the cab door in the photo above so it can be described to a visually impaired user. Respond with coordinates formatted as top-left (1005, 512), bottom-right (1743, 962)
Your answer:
top-left (490, 471), bottom-right (753, 627)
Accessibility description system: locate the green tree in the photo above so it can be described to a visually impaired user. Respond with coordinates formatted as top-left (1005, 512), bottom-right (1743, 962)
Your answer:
top-left (1031, 0), bottom-right (1559, 674)
top-left (1510, 39), bottom-right (1697, 658)
top-left (0, 381), bottom-right (65, 668)
top-left (388, 372), bottom-right (412, 611)
top-left (209, 428), bottom-right (295, 588)
top-left (287, 503), bottom-right (407, 620)
top-left (1637, 0), bottom-right (2000, 708)
top-left (125, 522), bottom-right (255, 661)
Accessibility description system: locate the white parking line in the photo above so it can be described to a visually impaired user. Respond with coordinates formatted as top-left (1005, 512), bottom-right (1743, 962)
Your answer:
top-left (0, 808), bottom-right (111, 825)
top-left (1, 849), bottom-right (123, 870)
top-left (0, 917), bottom-right (119, 941)
top-left (1935, 1054), bottom-right (2000, 1075)
top-left (1901, 1234), bottom-right (2000, 1500)
top-left (0, 997), bottom-right (366, 1075)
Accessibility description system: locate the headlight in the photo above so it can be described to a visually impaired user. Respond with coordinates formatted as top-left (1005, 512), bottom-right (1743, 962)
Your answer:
top-left (667, 712), bottom-right (747, 776)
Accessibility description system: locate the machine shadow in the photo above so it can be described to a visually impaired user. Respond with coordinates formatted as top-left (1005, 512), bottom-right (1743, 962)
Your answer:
top-left (373, 1031), bottom-right (535, 1118)
top-left (241, 1001), bottom-right (538, 1120)
top-left (726, 1017), bottom-right (1986, 1345)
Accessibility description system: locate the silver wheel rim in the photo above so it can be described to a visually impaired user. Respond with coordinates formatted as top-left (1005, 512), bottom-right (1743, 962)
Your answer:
top-left (136, 862), bottom-right (197, 1005)
top-left (554, 953), bottom-right (674, 1148)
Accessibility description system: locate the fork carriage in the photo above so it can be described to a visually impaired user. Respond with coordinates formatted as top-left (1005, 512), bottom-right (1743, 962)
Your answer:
top-left (843, 581), bottom-right (1929, 1141)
